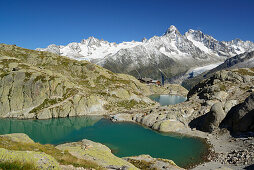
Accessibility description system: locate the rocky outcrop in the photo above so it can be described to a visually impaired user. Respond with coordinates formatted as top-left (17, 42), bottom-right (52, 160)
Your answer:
top-left (187, 68), bottom-right (254, 133)
top-left (56, 139), bottom-right (138, 169)
top-left (0, 148), bottom-right (60, 169)
top-left (148, 83), bottom-right (188, 97)
top-left (221, 93), bottom-right (254, 133)
top-left (123, 155), bottom-right (183, 170)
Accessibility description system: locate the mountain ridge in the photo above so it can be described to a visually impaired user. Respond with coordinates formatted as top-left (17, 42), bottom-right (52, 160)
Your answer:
top-left (36, 25), bottom-right (254, 80)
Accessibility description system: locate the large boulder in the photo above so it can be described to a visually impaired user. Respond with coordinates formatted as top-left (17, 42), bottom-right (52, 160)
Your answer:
top-left (201, 102), bottom-right (226, 132)
top-left (152, 119), bottom-right (185, 133)
top-left (221, 93), bottom-right (254, 132)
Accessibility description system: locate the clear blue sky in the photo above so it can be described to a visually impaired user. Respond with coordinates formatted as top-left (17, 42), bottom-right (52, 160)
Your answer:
top-left (0, 0), bottom-right (253, 49)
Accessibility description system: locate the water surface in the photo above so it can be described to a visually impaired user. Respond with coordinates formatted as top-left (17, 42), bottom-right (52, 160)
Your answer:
top-left (0, 116), bottom-right (207, 167)
top-left (149, 94), bottom-right (187, 106)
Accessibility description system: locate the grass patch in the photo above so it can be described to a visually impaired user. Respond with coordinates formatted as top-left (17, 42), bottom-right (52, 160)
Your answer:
top-left (250, 68), bottom-right (254, 72)
top-left (0, 71), bottom-right (9, 78)
top-left (0, 136), bottom-right (103, 169)
top-left (219, 84), bottom-right (227, 91)
top-left (233, 68), bottom-right (254, 76)
top-left (63, 88), bottom-right (79, 99)
top-left (29, 98), bottom-right (61, 114)
top-left (0, 161), bottom-right (37, 170)
top-left (116, 100), bottom-right (146, 109)
top-left (126, 159), bottom-right (155, 170)
top-left (30, 88), bottom-right (79, 114)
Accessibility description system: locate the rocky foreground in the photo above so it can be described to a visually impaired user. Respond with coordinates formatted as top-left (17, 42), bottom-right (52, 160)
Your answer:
top-left (0, 133), bottom-right (183, 170)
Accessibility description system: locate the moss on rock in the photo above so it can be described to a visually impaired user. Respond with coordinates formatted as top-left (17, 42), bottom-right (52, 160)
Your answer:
top-left (56, 139), bottom-right (138, 169)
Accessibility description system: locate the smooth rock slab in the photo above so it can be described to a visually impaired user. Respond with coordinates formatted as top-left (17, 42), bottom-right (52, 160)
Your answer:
top-left (124, 154), bottom-right (184, 170)
top-left (56, 139), bottom-right (138, 170)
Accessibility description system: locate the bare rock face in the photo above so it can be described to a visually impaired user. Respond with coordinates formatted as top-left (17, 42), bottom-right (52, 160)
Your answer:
top-left (221, 93), bottom-right (254, 133)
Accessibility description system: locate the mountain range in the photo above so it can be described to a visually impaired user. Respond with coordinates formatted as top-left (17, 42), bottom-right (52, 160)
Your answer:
top-left (36, 25), bottom-right (254, 80)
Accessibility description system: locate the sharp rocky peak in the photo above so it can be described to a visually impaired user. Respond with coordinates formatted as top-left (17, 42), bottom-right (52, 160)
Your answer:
top-left (80, 36), bottom-right (106, 47)
top-left (164, 25), bottom-right (181, 36)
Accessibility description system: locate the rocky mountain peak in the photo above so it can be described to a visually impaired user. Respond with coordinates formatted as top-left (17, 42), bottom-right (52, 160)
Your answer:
top-left (185, 29), bottom-right (207, 40)
top-left (142, 37), bottom-right (147, 43)
top-left (164, 25), bottom-right (181, 36)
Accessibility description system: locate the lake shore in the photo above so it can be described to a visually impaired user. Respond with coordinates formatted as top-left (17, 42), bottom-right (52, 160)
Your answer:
top-left (108, 111), bottom-right (254, 170)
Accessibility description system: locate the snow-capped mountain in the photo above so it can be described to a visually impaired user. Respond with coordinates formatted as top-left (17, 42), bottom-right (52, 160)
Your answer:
top-left (36, 25), bottom-right (254, 80)
top-left (36, 37), bottom-right (142, 63)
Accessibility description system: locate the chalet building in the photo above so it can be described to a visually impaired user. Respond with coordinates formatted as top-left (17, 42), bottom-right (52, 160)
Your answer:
top-left (139, 78), bottom-right (161, 86)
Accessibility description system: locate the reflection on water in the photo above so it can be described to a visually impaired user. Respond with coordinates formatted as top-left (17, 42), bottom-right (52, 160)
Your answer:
top-left (149, 94), bottom-right (187, 106)
top-left (0, 116), bottom-right (207, 167)
top-left (0, 116), bottom-right (102, 144)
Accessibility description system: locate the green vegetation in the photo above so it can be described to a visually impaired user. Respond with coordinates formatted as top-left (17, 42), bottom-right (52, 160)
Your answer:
top-left (63, 88), bottom-right (79, 99)
top-left (29, 88), bottom-right (79, 114)
top-left (116, 100), bottom-right (147, 109)
top-left (29, 98), bottom-right (60, 114)
top-left (126, 159), bottom-right (155, 170)
top-left (233, 68), bottom-right (254, 76)
top-left (0, 161), bottom-right (37, 170)
top-left (0, 136), bottom-right (103, 169)
top-left (219, 84), bottom-right (227, 91)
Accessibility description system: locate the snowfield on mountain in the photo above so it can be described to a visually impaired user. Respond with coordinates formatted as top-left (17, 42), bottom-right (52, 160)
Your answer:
top-left (37, 25), bottom-right (254, 80)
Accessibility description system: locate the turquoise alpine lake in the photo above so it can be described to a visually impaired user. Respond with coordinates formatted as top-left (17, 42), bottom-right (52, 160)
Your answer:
top-left (0, 116), bottom-right (208, 168)
top-left (149, 94), bottom-right (187, 106)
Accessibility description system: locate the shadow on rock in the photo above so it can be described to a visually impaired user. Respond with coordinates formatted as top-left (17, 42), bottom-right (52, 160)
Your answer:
top-left (220, 93), bottom-right (254, 134)
top-left (244, 164), bottom-right (254, 170)
top-left (189, 114), bottom-right (207, 131)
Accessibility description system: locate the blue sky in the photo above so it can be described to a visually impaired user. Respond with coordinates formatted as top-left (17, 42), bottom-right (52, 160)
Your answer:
top-left (0, 0), bottom-right (253, 49)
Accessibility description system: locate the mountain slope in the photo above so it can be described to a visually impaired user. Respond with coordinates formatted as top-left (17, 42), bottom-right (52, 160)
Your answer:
top-left (36, 25), bottom-right (254, 80)
top-left (182, 51), bottom-right (254, 89)
top-left (0, 44), bottom-right (169, 119)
